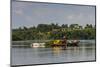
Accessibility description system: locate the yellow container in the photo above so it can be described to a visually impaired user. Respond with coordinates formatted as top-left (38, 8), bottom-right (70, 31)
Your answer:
top-left (53, 40), bottom-right (61, 44)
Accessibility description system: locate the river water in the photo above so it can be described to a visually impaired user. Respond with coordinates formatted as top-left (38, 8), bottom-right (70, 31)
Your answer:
top-left (11, 40), bottom-right (96, 66)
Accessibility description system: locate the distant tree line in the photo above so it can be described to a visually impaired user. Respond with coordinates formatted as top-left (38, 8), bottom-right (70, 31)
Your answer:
top-left (12, 23), bottom-right (96, 41)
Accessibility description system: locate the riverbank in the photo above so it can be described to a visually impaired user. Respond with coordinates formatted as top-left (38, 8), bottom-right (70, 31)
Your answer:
top-left (12, 40), bottom-right (95, 47)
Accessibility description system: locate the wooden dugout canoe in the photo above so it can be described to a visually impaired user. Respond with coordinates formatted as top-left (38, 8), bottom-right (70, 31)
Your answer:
top-left (51, 41), bottom-right (80, 47)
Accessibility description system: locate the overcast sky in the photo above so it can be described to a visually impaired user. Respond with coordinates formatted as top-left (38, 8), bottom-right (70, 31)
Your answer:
top-left (12, 1), bottom-right (95, 29)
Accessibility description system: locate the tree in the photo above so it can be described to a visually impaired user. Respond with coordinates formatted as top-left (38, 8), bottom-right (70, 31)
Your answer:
top-left (62, 24), bottom-right (68, 28)
top-left (12, 23), bottom-right (95, 41)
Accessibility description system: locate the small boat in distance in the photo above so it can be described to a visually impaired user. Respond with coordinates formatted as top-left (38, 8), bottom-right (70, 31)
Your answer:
top-left (51, 40), bottom-right (80, 47)
top-left (31, 43), bottom-right (45, 48)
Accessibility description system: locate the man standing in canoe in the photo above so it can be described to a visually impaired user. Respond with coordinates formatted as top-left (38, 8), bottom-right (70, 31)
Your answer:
top-left (62, 35), bottom-right (67, 49)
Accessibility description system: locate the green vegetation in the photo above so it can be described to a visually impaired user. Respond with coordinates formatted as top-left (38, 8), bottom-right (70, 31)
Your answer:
top-left (45, 40), bottom-right (54, 47)
top-left (12, 23), bottom-right (96, 41)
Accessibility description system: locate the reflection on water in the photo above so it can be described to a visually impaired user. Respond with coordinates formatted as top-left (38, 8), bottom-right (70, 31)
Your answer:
top-left (11, 40), bottom-right (96, 66)
top-left (52, 47), bottom-right (62, 56)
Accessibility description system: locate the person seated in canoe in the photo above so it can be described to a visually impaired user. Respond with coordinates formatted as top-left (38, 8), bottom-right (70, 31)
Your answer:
top-left (72, 40), bottom-right (78, 43)
top-left (71, 37), bottom-right (80, 46)
top-left (72, 37), bottom-right (79, 43)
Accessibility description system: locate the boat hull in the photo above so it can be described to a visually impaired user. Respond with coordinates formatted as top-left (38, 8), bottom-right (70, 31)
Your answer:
top-left (51, 41), bottom-right (79, 47)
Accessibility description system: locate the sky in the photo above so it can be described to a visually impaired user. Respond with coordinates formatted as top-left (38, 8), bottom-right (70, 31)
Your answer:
top-left (12, 1), bottom-right (96, 29)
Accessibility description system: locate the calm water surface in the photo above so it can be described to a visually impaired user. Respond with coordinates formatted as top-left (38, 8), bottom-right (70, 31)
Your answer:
top-left (11, 40), bottom-right (96, 65)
